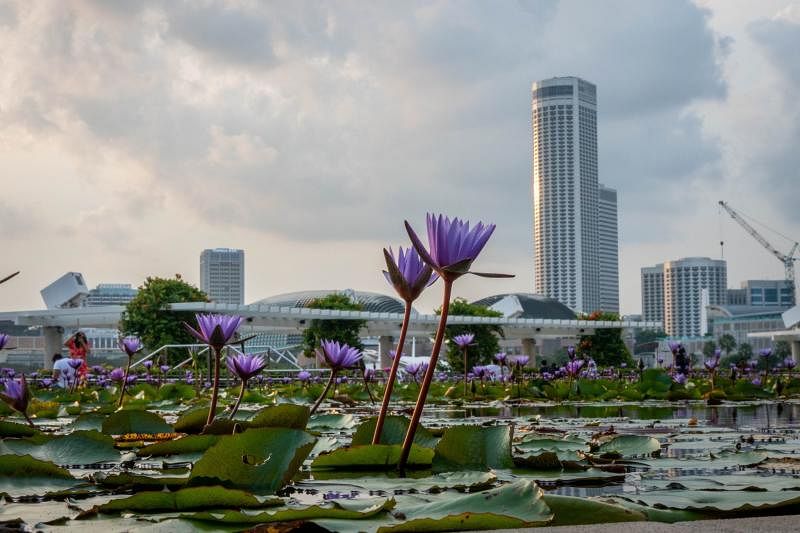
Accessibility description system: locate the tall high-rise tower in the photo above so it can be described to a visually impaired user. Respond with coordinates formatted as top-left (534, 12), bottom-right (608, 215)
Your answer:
top-left (598, 184), bottom-right (620, 313)
top-left (200, 248), bottom-right (245, 305)
top-left (532, 76), bottom-right (600, 313)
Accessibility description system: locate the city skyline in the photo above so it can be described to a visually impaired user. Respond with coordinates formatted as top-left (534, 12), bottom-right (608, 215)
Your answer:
top-left (1, 1), bottom-right (799, 316)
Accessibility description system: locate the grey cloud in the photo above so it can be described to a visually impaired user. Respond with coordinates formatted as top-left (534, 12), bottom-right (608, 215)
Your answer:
top-left (0, 1), bottom-right (16, 27)
top-left (749, 17), bottom-right (800, 86)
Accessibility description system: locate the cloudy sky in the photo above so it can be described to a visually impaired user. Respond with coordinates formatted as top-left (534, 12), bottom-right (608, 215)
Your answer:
top-left (1, 0), bottom-right (799, 315)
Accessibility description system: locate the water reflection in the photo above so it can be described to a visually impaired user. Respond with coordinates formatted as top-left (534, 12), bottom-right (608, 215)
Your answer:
top-left (426, 402), bottom-right (800, 430)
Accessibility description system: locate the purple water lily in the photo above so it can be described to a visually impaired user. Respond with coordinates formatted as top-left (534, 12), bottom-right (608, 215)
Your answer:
top-left (0, 375), bottom-right (33, 426)
top-left (142, 360), bottom-right (153, 371)
top-left (453, 333), bottom-right (475, 347)
top-left (226, 354), bottom-right (267, 382)
top-left (471, 365), bottom-right (492, 381)
top-left (0, 333), bottom-right (9, 350)
top-left (399, 214), bottom-right (509, 470)
top-left (225, 353), bottom-right (267, 419)
top-left (494, 352), bottom-right (507, 365)
top-left (668, 341), bottom-right (681, 354)
top-left (759, 348), bottom-right (773, 358)
top-left (565, 359), bottom-right (584, 378)
top-left (404, 361), bottom-right (428, 383)
top-left (704, 358), bottom-right (719, 371)
top-left (119, 336), bottom-right (143, 358)
top-left (66, 358), bottom-right (83, 370)
top-left (785, 357), bottom-right (797, 370)
top-left (160, 364), bottom-right (170, 374)
top-left (311, 340), bottom-right (363, 414)
top-left (567, 345), bottom-right (576, 360)
top-left (673, 373), bottom-right (687, 385)
top-left (514, 355), bottom-right (530, 367)
top-left (109, 368), bottom-right (125, 383)
top-left (297, 370), bottom-right (312, 383)
top-left (383, 246), bottom-right (438, 302)
top-left (752, 377), bottom-right (762, 387)
top-left (318, 340), bottom-right (363, 371)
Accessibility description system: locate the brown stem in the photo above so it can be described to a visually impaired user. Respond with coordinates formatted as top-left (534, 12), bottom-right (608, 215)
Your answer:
top-left (462, 346), bottom-right (468, 397)
top-left (117, 357), bottom-right (132, 408)
top-left (310, 370), bottom-right (337, 415)
top-left (372, 302), bottom-right (412, 444)
top-left (205, 347), bottom-right (222, 427)
top-left (363, 370), bottom-right (376, 404)
top-left (23, 412), bottom-right (34, 428)
top-left (229, 379), bottom-right (247, 420)
top-left (398, 279), bottom-right (452, 471)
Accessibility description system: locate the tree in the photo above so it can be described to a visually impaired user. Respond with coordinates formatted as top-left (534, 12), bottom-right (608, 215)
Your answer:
top-left (578, 311), bottom-right (633, 366)
top-left (702, 340), bottom-right (717, 359)
top-left (718, 334), bottom-right (736, 355)
top-left (438, 298), bottom-right (503, 373)
top-left (737, 342), bottom-right (753, 361)
top-left (775, 340), bottom-right (791, 359)
top-left (120, 276), bottom-right (208, 364)
top-left (302, 293), bottom-right (366, 357)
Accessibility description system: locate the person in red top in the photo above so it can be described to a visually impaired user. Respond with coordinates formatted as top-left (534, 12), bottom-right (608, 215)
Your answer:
top-left (65, 331), bottom-right (91, 384)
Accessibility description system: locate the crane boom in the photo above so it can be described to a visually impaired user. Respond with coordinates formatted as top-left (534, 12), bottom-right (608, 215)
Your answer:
top-left (718, 201), bottom-right (798, 302)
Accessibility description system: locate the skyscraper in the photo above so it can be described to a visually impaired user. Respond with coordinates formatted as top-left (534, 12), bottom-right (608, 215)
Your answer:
top-left (598, 184), bottom-right (620, 313)
top-left (200, 248), bottom-right (245, 305)
top-left (641, 264), bottom-right (664, 324)
top-left (532, 76), bottom-right (601, 313)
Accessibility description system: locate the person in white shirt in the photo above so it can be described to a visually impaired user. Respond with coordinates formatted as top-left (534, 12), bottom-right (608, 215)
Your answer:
top-left (52, 353), bottom-right (76, 389)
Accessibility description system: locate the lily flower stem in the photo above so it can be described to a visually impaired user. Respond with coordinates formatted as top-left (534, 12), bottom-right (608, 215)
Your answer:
top-left (372, 302), bottom-right (412, 444)
top-left (23, 412), bottom-right (34, 428)
top-left (362, 370), bottom-right (376, 405)
top-left (310, 370), bottom-right (337, 415)
top-left (206, 347), bottom-right (222, 427)
top-left (399, 279), bottom-right (453, 472)
top-left (229, 379), bottom-right (247, 420)
top-left (117, 357), bottom-right (132, 408)
top-left (462, 346), bottom-right (468, 397)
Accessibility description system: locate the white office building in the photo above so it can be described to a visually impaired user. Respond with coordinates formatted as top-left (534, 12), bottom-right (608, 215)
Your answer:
top-left (200, 248), bottom-right (245, 305)
top-left (86, 283), bottom-right (138, 306)
top-left (532, 76), bottom-right (601, 313)
top-left (661, 257), bottom-right (727, 337)
top-left (598, 184), bottom-right (619, 313)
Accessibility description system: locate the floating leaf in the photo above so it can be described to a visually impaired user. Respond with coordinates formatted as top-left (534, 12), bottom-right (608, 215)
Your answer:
top-left (137, 435), bottom-right (220, 457)
top-left (173, 406), bottom-right (219, 434)
top-left (89, 486), bottom-right (283, 515)
top-left (543, 494), bottom-right (645, 526)
top-left (248, 404), bottom-right (310, 429)
top-left (189, 428), bottom-right (316, 493)
top-left (513, 451), bottom-right (562, 470)
top-left (0, 420), bottom-right (38, 438)
top-left (311, 444), bottom-right (434, 470)
top-left (617, 489), bottom-right (800, 513)
top-left (596, 435), bottom-right (661, 458)
top-left (433, 425), bottom-right (514, 471)
top-left (0, 454), bottom-right (73, 479)
top-left (94, 472), bottom-right (188, 490)
top-left (1, 430), bottom-right (119, 465)
top-left (351, 416), bottom-right (439, 449)
top-left (307, 413), bottom-right (356, 430)
top-left (296, 471), bottom-right (497, 494)
top-left (102, 410), bottom-right (173, 435)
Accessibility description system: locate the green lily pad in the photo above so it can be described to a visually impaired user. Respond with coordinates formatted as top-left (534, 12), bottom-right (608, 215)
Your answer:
top-left (351, 416), bottom-right (439, 449)
top-left (311, 444), bottom-right (434, 470)
top-left (516, 435), bottom-right (589, 454)
top-left (181, 496), bottom-right (395, 524)
top-left (307, 413), bottom-right (356, 430)
top-left (70, 413), bottom-right (106, 431)
top-left (0, 430), bottom-right (119, 465)
top-left (617, 489), bottom-right (800, 513)
top-left (248, 404), bottom-right (310, 429)
top-left (513, 451), bottom-right (562, 470)
top-left (596, 434), bottom-right (661, 458)
top-left (90, 486), bottom-right (283, 515)
top-left (639, 450), bottom-right (768, 470)
top-left (0, 420), bottom-right (38, 438)
top-left (137, 435), bottom-right (221, 457)
top-left (174, 406), bottom-right (218, 433)
top-left (371, 480), bottom-right (552, 532)
top-left (297, 471), bottom-right (497, 494)
top-left (433, 425), bottom-right (514, 471)
top-left (102, 410), bottom-right (173, 435)
top-left (543, 494), bottom-right (646, 526)
top-left (95, 472), bottom-right (189, 490)
top-left (0, 454), bottom-right (73, 479)
top-left (157, 383), bottom-right (197, 401)
top-left (189, 428), bottom-right (316, 493)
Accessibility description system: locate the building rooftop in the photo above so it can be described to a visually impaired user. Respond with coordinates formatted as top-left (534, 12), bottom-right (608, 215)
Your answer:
top-left (471, 293), bottom-right (576, 320)
top-left (252, 289), bottom-right (409, 315)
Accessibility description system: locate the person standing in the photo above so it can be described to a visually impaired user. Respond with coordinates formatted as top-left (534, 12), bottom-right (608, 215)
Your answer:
top-left (52, 353), bottom-right (76, 389)
top-left (65, 331), bottom-right (90, 385)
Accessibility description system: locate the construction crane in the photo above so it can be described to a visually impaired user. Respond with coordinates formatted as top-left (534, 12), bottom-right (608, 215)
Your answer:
top-left (718, 200), bottom-right (798, 303)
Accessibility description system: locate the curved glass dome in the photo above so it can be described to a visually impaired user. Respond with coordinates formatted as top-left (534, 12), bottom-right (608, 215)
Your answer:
top-left (252, 289), bottom-right (410, 314)
top-left (471, 293), bottom-right (576, 320)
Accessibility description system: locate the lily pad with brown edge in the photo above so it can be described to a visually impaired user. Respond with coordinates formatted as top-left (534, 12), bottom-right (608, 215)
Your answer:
top-left (542, 494), bottom-right (646, 526)
top-left (173, 406), bottom-right (221, 433)
top-left (311, 444), bottom-right (434, 470)
top-left (188, 428), bottom-right (316, 493)
top-left (432, 424), bottom-right (514, 471)
top-left (595, 434), bottom-right (661, 458)
top-left (137, 434), bottom-right (221, 457)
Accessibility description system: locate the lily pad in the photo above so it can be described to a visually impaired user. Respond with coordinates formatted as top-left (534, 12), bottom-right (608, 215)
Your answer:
top-left (433, 425), bottom-right (514, 471)
top-left (174, 406), bottom-right (218, 433)
top-left (311, 444), bottom-right (434, 470)
top-left (617, 489), bottom-right (800, 513)
top-left (0, 420), bottom-right (38, 438)
top-left (189, 428), bottom-right (316, 493)
top-left (307, 413), bottom-right (357, 430)
top-left (296, 471), bottom-right (497, 494)
top-left (351, 416), bottom-right (439, 449)
top-left (0, 430), bottom-right (119, 466)
top-left (137, 435), bottom-right (221, 457)
top-left (596, 434), bottom-right (661, 458)
top-left (90, 486), bottom-right (283, 515)
top-left (543, 494), bottom-right (646, 526)
top-left (95, 472), bottom-right (189, 490)
top-left (0, 454), bottom-right (73, 479)
top-left (181, 497), bottom-right (395, 525)
top-left (102, 410), bottom-right (173, 435)
top-left (248, 404), bottom-right (310, 429)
